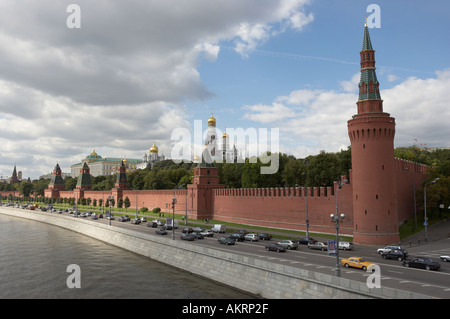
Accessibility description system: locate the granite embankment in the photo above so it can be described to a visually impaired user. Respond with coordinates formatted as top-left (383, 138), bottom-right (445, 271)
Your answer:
top-left (0, 207), bottom-right (430, 299)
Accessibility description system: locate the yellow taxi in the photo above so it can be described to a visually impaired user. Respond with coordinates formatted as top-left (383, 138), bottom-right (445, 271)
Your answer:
top-left (340, 257), bottom-right (374, 271)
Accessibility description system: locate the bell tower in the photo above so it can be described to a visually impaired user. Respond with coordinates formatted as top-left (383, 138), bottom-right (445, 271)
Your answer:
top-left (347, 20), bottom-right (399, 245)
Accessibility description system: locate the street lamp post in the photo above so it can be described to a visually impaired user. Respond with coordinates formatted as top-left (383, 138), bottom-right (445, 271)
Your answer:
top-left (171, 196), bottom-right (177, 240)
top-left (108, 195), bottom-right (114, 226)
top-left (424, 178), bottom-right (439, 242)
top-left (330, 181), bottom-right (346, 277)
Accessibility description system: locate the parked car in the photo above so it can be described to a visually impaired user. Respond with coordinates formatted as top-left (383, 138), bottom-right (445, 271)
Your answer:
top-left (277, 240), bottom-right (299, 250)
top-left (229, 233), bottom-right (245, 242)
top-left (180, 233), bottom-right (196, 241)
top-left (155, 228), bottom-right (167, 235)
top-left (122, 215), bottom-right (130, 221)
top-left (377, 245), bottom-right (408, 256)
top-left (338, 241), bottom-right (354, 250)
top-left (308, 242), bottom-right (328, 251)
top-left (341, 257), bottom-right (374, 271)
top-left (402, 257), bottom-right (440, 271)
top-left (91, 214), bottom-right (99, 220)
top-left (118, 216), bottom-right (128, 222)
top-left (296, 237), bottom-right (317, 245)
top-left (193, 227), bottom-right (205, 232)
top-left (265, 243), bottom-right (287, 252)
top-left (140, 217), bottom-right (147, 223)
top-left (244, 233), bottom-right (259, 241)
top-left (218, 237), bottom-right (235, 245)
top-left (200, 230), bottom-right (214, 237)
top-left (106, 214), bottom-right (114, 220)
top-left (131, 218), bottom-right (141, 224)
top-left (191, 232), bottom-right (205, 239)
top-left (440, 255), bottom-right (450, 262)
top-left (236, 229), bottom-right (248, 236)
top-left (182, 227), bottom-right (194, 233)
top-left (147, 222), bottom-right (158, 228)
top-left (258, 233), bottom-right (272, 240)
top-left (381, 249), bottom-right (407, 261)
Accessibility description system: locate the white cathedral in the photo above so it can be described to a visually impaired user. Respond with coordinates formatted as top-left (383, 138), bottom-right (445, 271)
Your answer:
top-left (203, 113), bottom-right (240, 164)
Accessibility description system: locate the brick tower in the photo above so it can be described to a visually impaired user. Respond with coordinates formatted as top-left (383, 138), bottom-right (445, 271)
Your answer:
top-left (347, 21), bottom-right (399, 245)
top-left (187, 147), bottom-right (224, 220)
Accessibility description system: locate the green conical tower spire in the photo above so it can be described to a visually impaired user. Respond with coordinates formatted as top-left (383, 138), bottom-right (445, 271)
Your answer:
top-left (358, 20), bottom-right (381, 103)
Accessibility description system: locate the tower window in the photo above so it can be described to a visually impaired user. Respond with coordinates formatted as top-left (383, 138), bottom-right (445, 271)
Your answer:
top-left (363, 144), bottom-right (366, 149)
top-left (376, 194), bottom-right (378, 200)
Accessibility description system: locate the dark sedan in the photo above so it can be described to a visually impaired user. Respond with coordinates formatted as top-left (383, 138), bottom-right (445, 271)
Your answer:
top-left (402, 257), bottom-right (440, 271)
top-left (218, 237), bottom-right (235, 245)
top-left (155, 228), bottom-right (167, 235)
top-left (381, 249), bottom-right (407, 261)
top-left (265, 243), bottom-right (287, 252)
top-left (258, 233), bottom-right (272, 240)
top-left (296, 237), bottom-right (317, 245)
top-left (229, 233), bottom-right (245, 242)
top-left (180, 233), bottom-right (196, 241)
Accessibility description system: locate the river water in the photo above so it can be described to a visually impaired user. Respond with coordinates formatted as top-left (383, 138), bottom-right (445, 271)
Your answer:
top-left (0, 214), bottom-right (255, 299)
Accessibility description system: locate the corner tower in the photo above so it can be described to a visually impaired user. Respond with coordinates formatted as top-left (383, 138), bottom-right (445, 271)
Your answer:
top-left (347, 21), bottom-right (399, 245)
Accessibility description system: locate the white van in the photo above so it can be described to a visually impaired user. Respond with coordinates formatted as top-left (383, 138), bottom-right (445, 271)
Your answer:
top-left (212, 224), bottom-right (226, 233)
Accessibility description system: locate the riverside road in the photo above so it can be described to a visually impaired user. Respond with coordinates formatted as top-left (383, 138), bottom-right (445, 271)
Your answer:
top-left (23, 209), bottom-right (450, 299)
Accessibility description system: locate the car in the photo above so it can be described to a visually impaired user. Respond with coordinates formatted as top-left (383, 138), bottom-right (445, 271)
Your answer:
top-left (139, 217), bottom-right (147, 223)
top-left (341, 257), bottom-right (374, 271)
top-left (147, 222), bottom-right (158, 228)
top-left (192, 227), bottom-right (205, 232)
top-left (277, 240), bottom-right (299, 250)
top-left (381, 249), bottom-right (407, 261)
top-left (91, 214), bottom-right (99, 220)
top-left (131, 218), bottom-right (141, 224)
top-left (308, 242), bottom-right (328, 251)
top-left (200, 230), bottom-right (214, 237)
top-left (377, 245), bottom-right (408, 256)
top-left (182, 227), bottom-right (194, 233)
top-left (180, 233), bottom-right (196, 241)
top-left (265, 243), bottom-right (287, 252)
top-left (57, 209), bottom-right (63, 214)
top-left (155, 228), bottom-right (167, 235)
top-left (118, 216), bottom-right (128, 222)
top-left (236, 229), bottom-right (248, 236)
top-left (338, 241), bottom-right (354, 250)
top-left (402, 257), bottom-right (440, 271)
top-left (229, 233), bottom-right (245, 242)
top-left (218, 237), bottom-right (235, 245)
top-left (244, 233), bottom-right (259, 241)
top-left (122, 215), bottom-right (130, 221)
top-left (440, 255), bottom-right (450, 262)
top-left (106, 214), bottom-right (114, 220)
top-left (296, 237), bottom-right (317, 245)
top-left (308, 241), bottom-right (328, 251)
top-left (191, 232), bottom-right (205, 239)
top-left (258, 233), bottom-right (272, 240)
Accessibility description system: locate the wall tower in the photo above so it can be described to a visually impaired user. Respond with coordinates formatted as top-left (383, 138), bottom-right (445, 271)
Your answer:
top-left (347, 21), bottom-right (399, 245)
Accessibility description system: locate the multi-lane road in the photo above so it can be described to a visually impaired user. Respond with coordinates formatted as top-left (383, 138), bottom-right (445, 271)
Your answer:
top-left (32, 209), bottom-right (450, 299)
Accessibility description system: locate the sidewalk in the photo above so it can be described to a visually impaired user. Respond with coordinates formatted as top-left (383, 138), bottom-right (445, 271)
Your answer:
top-left (401, 219), bottom-right (450, 246)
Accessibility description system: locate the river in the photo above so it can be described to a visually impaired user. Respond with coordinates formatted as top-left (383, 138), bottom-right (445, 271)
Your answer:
top-left (0, 214), bottom-right (255, 299)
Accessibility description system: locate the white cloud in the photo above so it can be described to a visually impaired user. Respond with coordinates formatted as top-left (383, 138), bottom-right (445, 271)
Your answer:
top-left (0, 0), bottom-right (314, 179)
top-left (242, 69), bottom-right (450, 158)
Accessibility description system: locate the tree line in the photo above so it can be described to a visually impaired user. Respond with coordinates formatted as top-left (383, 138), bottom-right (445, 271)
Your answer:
top-left (1, 147), bottom-right (449, 211)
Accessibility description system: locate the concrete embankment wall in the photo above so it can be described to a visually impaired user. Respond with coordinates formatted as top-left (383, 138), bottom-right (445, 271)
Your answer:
top-left (0, 208), bottom-right (429, 299)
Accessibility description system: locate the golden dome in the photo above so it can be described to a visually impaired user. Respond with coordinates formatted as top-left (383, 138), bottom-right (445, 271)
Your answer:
top-left (222, 130), bottom-right (228, 138)
top-left (150, 141), bottom-right (158, 153)
top-left (208, 113), bottom-right (216, 127)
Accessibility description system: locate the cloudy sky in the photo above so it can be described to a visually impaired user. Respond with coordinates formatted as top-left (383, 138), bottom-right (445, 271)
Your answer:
top-left (0, 0), bottom-right (448, 180)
